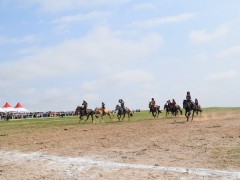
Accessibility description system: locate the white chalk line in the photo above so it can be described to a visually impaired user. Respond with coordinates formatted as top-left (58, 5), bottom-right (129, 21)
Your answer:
top-left (0, 150), bottom-right (239, 179)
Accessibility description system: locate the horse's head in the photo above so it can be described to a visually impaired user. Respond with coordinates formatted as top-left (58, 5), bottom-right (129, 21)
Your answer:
top-left (95, 107), bottom-right (100, 111)
top-left (75, 106), bottom-right (82, 115)
top-left (183, 100), bottom-right (187, 109)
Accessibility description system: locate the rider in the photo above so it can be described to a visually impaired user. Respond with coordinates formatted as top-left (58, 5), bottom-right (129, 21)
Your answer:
top-left (186, 91), bottom-right (193, 107)
top-left (118, 99), bottom-right (125, 114)
top-left (82, 100), bottom-right (88, 114)
top-left (150, 98), bottom-right (156, 110)
top-left (195, 98), bottom-right (199, 109)
top-left (167, 100), bottom-right (171, 106)
top-left (101, 102), bottom-right (105, 114)
top-left (172, 99), bottom-right (176, 110)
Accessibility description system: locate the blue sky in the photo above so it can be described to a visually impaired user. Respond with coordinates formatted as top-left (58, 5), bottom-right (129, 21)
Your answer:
top-left (0, 0), bottom-right (240, 111)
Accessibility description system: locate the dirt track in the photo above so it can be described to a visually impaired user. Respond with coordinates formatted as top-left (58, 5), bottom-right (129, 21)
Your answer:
top-left (0, 110), bottom-right (240, 179)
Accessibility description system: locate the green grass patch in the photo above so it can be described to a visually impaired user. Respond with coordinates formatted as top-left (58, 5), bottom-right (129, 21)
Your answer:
top-left (0, 107), bottom-right (239, 131)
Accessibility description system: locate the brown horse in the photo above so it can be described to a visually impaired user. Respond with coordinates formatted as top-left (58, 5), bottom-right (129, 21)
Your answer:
top-left (95, 107), bottom-right (114, 119)
top-left (75, 106), bottom-right (95, 123)
top-left (115, 104), bottom-right (133, 121)
top-left (148, 102), bottom-right (162, 118)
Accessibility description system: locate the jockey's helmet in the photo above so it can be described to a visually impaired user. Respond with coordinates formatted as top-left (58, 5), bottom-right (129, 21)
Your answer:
top-left (152, 98), bottom-right (154, 100)
top-left (187, 91), bottom-right (190, 95)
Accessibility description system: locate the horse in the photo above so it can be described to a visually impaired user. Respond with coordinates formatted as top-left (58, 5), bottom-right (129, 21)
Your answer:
top-left (95, 107), bottom-right (114, 120)
top-left (169, 103), bottom-right (182, 116)
top-left (75, 106), bottom-right (95, 123)
top-left (164, 103), bottom-right (171, 117)
top-left (195, 104), bottom-right (203, 116)
top-left (115, 104), bottom-right (133, 121)
top-left (183, 100), bottom-right (196, 121)
top-left (164, 103), bottom-right (182, 117)
top-left (148, 102), bottom-right (162, 118)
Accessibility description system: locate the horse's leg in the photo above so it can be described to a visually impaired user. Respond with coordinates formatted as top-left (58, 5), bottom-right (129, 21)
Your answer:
top-left (185, 110), bottom-right (189, 121)
top-left (85, 114), bottom-right (89, 122)
top-left (157, 110), bottom-right (159, 118)
top-left (122, 113), bottom-right (125, 121)
top-left (192, 110), bottom-right (195, 121)
top-left (91, 114), bottom-right (94, 123)
top-left (152, 111), bottom-right (155, 117)
top-left (79, 116), bottom-right (82, 123)
top-left (117, 114), bottom-right (121, 121)
top-left (180, 108), bottom-right (183, 115)
top-left (127, 112), bottom-right (130, 121)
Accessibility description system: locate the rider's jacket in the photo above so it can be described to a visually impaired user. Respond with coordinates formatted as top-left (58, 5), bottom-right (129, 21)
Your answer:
top-left (102, 102), bottom-right (105, 109)
top-left (150, 100), bottom-right (156, 107)
top-left (172, 100), bottom-right (176, 106)
top-left (82, 101), bottom-right (87, 109)
top-left (186, 95), bottom-right (191, 101)
top-left (120, 101), bottom-right (125, 108)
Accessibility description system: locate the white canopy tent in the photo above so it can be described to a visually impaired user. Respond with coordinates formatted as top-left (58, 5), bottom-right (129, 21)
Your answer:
top-left (14, 102), bottom-right (30, 113)
top-left (2, 102), bottom-right (17, 112)
top-left (0, 107), bottom-right (5, 112)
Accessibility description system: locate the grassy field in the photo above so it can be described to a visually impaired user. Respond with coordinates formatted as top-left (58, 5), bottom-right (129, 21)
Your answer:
top-left (0, 107), bottom-right (240, 130)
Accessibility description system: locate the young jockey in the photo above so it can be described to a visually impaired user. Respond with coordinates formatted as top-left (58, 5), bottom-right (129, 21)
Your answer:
top-left (186, 91), bottom-right (193, 107)
top-left (82, 100), bottom-right (88, 114)
top-left (101, 102), bottom-right (105, 114)
top-left (172, 99), bottom-right (176, 110)
top-left (150, 98), bottom-right (156, 110)
top-left (118, 99), bottom-right (125, 114)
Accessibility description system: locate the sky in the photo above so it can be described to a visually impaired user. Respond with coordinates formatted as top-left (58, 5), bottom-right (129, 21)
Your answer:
top-left (0, 0), bottom-right (240, 112)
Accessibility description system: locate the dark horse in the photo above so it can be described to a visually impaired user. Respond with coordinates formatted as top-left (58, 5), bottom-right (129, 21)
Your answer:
top-left (164, 103), bottom-right (171, 117)
top-left (75, 106), bottom-right (95, 123)
top-left (164, 103), bottom-right (182, 117)
top-left (183, 100), bottom-right (196, 121)
top-left (148, 102), bottom-right (162, 118)
top-left (115, 105), bottom-right (133, 121)
top-left (169, 103), bottom-right (182, 116)
top-left (195, 104), bottom-right (203, 116)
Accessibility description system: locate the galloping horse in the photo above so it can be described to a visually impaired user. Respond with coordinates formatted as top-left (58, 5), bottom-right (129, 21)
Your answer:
top-left (148, 102), bottom-right (162, 118)
top-left (164, 103), bottom-right (171, 117)
top-left (195, 104), bottom-right (203, 116)
top-left (169, 103), bottom-right (182, 116)
top-left (115, 104), bottom-right (133, 121)
top-left (75, 106), bottom-right (95, 123)
top-left (95, 107), bottom-right (114, 119)
top-left (183, 100), bottom-right (196, 121)
top-left (164, 103), bottom-right (182, 117)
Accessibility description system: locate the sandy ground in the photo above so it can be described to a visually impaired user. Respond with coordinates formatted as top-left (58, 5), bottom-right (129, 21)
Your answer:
top-left (0, 110), bottom-right (240, 179)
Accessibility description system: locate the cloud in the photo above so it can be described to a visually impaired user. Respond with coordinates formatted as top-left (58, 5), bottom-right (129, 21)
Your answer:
top-left (0, 27), bottom-right (163, 82)
top-left (129, 13), bottom-right (195, 28)
top-left (189, 24), bottom-right (230, 44)
top-left (110, 69), bottom-right (153, 86)
top-left (52, 11), bottom-right (111, 33)
top-left (23, 0), bottom-right (132, 13)
top-left (207, 70), bottom-right (239, 82)
top-left (132, 3), bottom-right (156, 11)
top-left (0, 34), bottom-right (37, 45)
top-left (217, 45), bottom-right (240, 59)
top-left (53, 11), bottom-right (111, 24)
